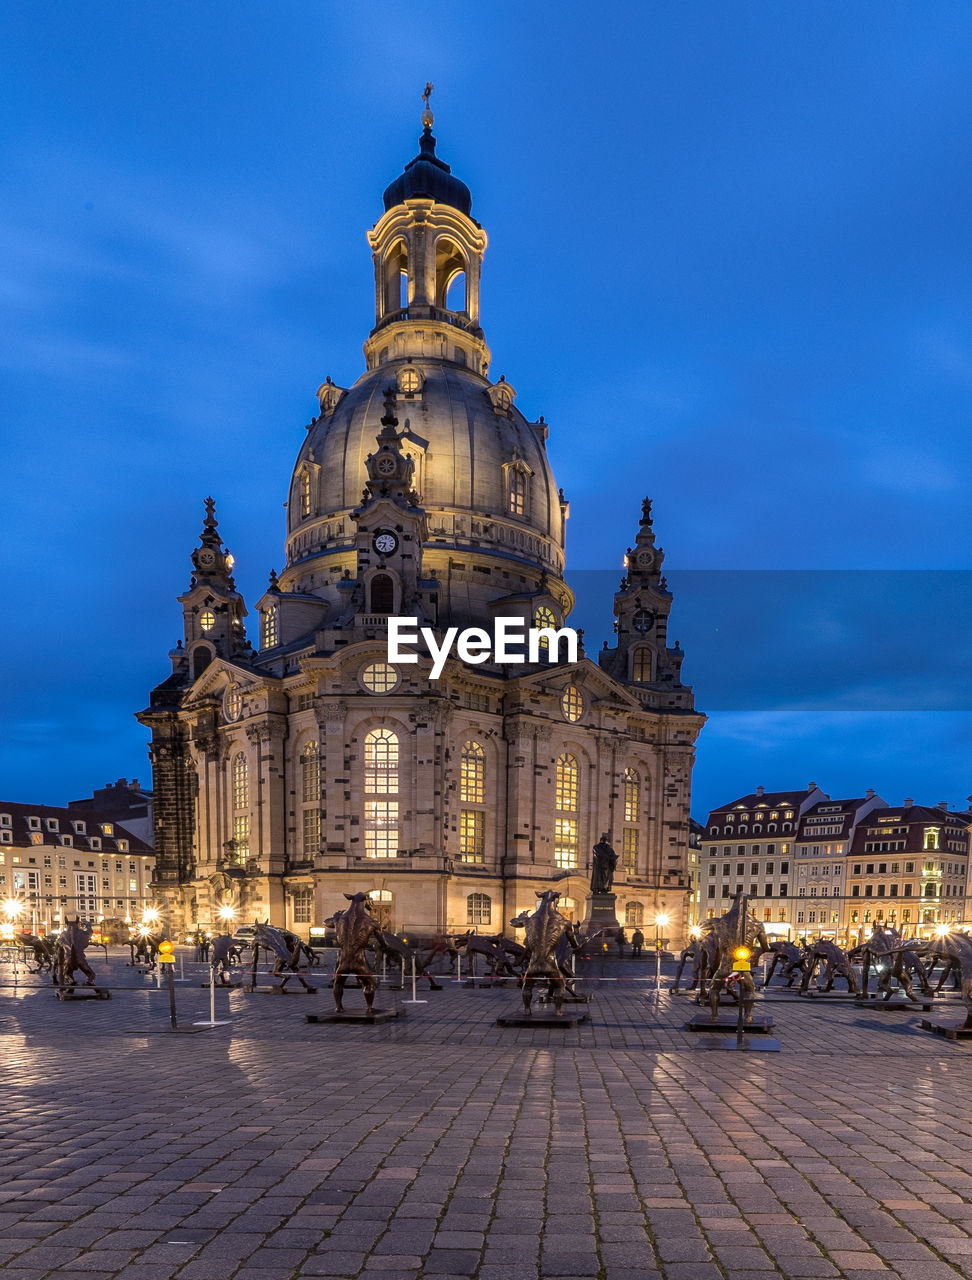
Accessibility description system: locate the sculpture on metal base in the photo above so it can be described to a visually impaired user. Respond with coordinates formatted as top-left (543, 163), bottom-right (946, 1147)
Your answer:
top-left (849, 924), bottom-right (930, 1001)
top-left (247, 922), bottom-right (317, 993)
top-left (328, 892), bottom-right (385, 1013)
top-left (764, 940), bottom-right (809, 987)
top-left (53, 918), bottom-right (97, 990)
top-left (15, 931), bottom-right (56, 974)
top-left (519, 889), bottom-right (581, 1017)
top-left (698, 892), bottom-right (770, 1022)
top-left (798, 939), bottom-right (861, 994)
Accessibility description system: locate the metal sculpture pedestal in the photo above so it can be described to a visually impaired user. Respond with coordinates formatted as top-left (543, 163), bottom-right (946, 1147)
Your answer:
top-left (55, 986), bottom-right (110, 1001)
top-left (919, 1015), bottom-right (972, 1040)
top-left (854, 997), bottom-right (933, 1012)
top-left (687, 1013), bottom-right (774, 1032)
top-left (693, 988), bottom-right (780, 1051)
top-left (497, 1009), bottom-right (589, 1028)
top-left (306, 1009), bottom-right (402, 1025)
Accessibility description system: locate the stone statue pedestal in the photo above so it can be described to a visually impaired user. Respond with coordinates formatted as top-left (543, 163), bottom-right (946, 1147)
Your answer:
top-left (581, 892), bottom-right (622, 954)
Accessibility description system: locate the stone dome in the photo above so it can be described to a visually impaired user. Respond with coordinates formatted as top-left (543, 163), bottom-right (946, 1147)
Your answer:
top-left (285, 359), bottom-right (566, 585)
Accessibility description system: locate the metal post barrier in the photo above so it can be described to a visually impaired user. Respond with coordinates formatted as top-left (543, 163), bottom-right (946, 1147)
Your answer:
top-left (193, 966), bottom-right (231, 1028)
top-left (402, 956), bottom-right (427, 1005)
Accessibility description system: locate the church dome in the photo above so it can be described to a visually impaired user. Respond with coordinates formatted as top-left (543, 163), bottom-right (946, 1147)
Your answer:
top-left (285, 359), bottom-right (566, 583)
top-left (382, 128), bottom-right (473, 218)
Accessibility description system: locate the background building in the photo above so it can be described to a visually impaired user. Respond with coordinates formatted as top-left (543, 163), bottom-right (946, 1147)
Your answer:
top-left (137, 113), bottom-right (704, 939)
top-left (0, 802), bottom-right (155, 933)
top-left (702, 786), bottom-right (970, 942)
top-left (69, 778), bottom-right (154, 848)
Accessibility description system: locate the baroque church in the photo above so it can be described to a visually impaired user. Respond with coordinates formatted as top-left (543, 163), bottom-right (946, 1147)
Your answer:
top-left (138, 100), bottom-right (704, 941)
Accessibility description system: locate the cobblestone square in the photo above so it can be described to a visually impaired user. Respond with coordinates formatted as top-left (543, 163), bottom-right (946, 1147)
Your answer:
top-left (2, 955), bottom-right (972, 1279)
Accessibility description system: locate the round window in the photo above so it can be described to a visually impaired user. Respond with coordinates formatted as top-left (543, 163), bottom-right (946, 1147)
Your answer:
top-left (361, 662), bottom-right (399, 694)
top-left (200, 609), bottom-right (216, 631)
top-left (223, 687), bottom-right (242, 722)
top-left (561, 685), bottom-right (584, 723)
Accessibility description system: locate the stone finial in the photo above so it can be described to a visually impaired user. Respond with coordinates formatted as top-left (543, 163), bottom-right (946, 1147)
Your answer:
top-left (422, 81), bottom-right (434, 130)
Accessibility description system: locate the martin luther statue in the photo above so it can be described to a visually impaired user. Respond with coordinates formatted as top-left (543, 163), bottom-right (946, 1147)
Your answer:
top-left (590, 835), bottom-right (618, 895)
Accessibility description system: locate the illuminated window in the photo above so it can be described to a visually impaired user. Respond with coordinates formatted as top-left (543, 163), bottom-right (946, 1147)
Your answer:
top-left (292, 888), bottom-right (313, 924)
top-left (200, 610), bottom-right (216, 632)
top-left (623, 769), bottom-right (640, 823)
top-left (232, 753), bottom-right (249, 863)
top-left (301, 741), bottom-right (320, 857)
top-left (398, 366), bottom-right (421, 394)
top-left (631, 648), bottom-right (652, 682)
top-left (622, 827), bottom-right (638, 874)
top-left (459, 811), bottom-right (485, 863)
top-left (362, 662), bottom-right (398, 693)
top-left (925, 828), bottom-right (940, 851)
top-left (365, 730), bottom-right (399, 857)
top-left (262, 605), bottom-right (278, 649)
top-left (459, 742), bottom-right (486, 863)
top-left (467, 892), bottom-right (491, 926)
top-left (300, 470), bottom-right (311, 518)
top-left (561, 686), bottom-right (584, 723)
top-left (555, 753), bottom-right (579, 869)
top-left (625, 900), bottom-right (644, 926)
top-left (508, 468), bottom-right (527, 516)
top-left (460, 742), bottom-right (485, 803)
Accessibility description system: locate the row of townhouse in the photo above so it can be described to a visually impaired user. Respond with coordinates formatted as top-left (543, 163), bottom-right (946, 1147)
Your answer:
top-left (0, 802), bottom-right (156, 934)
top-left (696, 784), bottom-right (971, 943)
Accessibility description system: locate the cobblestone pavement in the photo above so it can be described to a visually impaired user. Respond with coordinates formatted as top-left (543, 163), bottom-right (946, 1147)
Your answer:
top-left (2, 953), bottom-right (972, 1280)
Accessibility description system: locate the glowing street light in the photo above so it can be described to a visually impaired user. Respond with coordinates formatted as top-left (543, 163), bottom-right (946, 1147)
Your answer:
top-left (2, 897), bottom-right (24, 922)
top-left (218, 905), bottom-right (236, 924)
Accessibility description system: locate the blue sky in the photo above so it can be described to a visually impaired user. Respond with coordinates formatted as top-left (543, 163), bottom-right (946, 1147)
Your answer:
top-left (3, 2), bottom-right (972, 814)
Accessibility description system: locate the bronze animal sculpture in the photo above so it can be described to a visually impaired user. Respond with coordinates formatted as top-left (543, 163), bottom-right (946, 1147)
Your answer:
top-left (14, 931), bottom-right (56, 974)
top-left (799, 939), bottom-right (861, 994)
top-left (328, 893), bottom-right (385, 1013)
top-left (699, 892), bottom-right (770, 1021)
top-left (898, 932), bottom-right (972, 1026)
top-left (210, 933), bottom-right (243, 985)
top-left (453, 932), bottom-right (519, 982)
top-left (764, 940), bottom-right (809, 987)
top-left (511, 910), bottom-right (582, 1000)
top-left (128, 931), bottom-right (163, 969)
top-left (849, 925), bottom-right (930, 1001)
top-left (673, 940), bottom-right (705, 992)
top-left (247, 922), bottom-right (317, 993)
top-left (53, 918), bottom-right (97, 990)
top-left (373, 931), bottom-right (444, 989)
top-left (519, 889), bottom-right (580, 1016)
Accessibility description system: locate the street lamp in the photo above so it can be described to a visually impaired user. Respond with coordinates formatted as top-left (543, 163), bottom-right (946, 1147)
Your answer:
top-left (654, 911), bottom-right (670, 989)
top-left (218, 905), bottom-right (236, 930)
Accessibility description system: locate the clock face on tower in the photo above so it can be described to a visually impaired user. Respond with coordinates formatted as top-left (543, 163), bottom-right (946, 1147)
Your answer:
top-left (373, 530), bottom-right (398, 556)
top-left (632, 608), bottom-right (655, 633)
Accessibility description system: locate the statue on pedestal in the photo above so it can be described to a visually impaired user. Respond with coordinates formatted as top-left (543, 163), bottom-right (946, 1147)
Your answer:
top-left (590, 835), bottom-right (617, 895)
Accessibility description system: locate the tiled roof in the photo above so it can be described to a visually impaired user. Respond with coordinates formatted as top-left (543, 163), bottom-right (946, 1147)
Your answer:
top-left (0, 802), bottom-right (154, 855)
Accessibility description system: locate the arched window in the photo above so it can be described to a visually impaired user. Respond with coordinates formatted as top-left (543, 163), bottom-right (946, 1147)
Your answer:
top-left (445, 270), bottom-right (467, 312)
top-left (459, 741), bottom-right (486, 864)
top-left (262, 605), bottom-right (278, 649)
top-left (508, 468), bottom-right (527, 517)
top-left (554, 753), bottom-right (579, 869)
top-left (558, 896), bottom-right (576, 921)
top-left (370, 574), bottom-right (394, 615)
top-left (192, 647), bottom-right (212, 680)
top-left (631, 648), bottom-right (652, 682)
top-left (231, 753), bottom-right (249, 864)
top-left (382, 239), bottom-right (408, 316)
top-left (299, 470), bottom-right (311, 518)
top-left (364, 729), bottom-right (399, 858)
top-left (369, 887), bottom-right (394, 927)
top-left (625, 901), bottom-right (644, 927)
top-left (622, 767), bottom-right (639, 873)
top-left (300, 741), bottom-right (320, 858)
top-left (467, 892), bottom-right (491, 926)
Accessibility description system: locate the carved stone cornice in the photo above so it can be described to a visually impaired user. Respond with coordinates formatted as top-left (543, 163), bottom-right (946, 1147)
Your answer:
top-left (319, 700), bottom-right (347, 724)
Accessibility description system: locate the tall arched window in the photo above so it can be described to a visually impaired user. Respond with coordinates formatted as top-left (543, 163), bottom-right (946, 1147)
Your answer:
top-left (508, 468), bottom-right (527, 517)
top-left (370, 574), bottom-right (394, 615)
top-left (262, 605), bottom-right (278, 649)
top-left (301, 741), bottom-right (320, 858)
top-left (622, 767), bottom-right (640, 873)
top-left (299, 470), bottom-right (311, 518)
top-left (459, 741), bottom-right (486, 863)
top-left (467, 892), bottom-right (491, 926)
top-left (231, 753), bottom-right (249, 864)
top-left (625, 901), bottom-right (644, 927)
top-left (555, 753), bottom-right (579, 869)
top-left (631, 648), bottom-right (652, 682)
top-left (364, 729), bottom-right (399, 858)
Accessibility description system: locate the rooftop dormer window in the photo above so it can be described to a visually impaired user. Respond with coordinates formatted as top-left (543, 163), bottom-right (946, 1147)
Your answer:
top-left (27, 817), bottom-right (41, 831)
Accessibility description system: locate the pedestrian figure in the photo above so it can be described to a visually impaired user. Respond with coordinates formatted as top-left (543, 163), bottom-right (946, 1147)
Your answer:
top-left (631, 928), bottom-right (644, 959)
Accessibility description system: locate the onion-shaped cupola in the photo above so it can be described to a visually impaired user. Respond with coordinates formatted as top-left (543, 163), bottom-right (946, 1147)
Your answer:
top-left (365, 83), bottom-right (489, 376)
